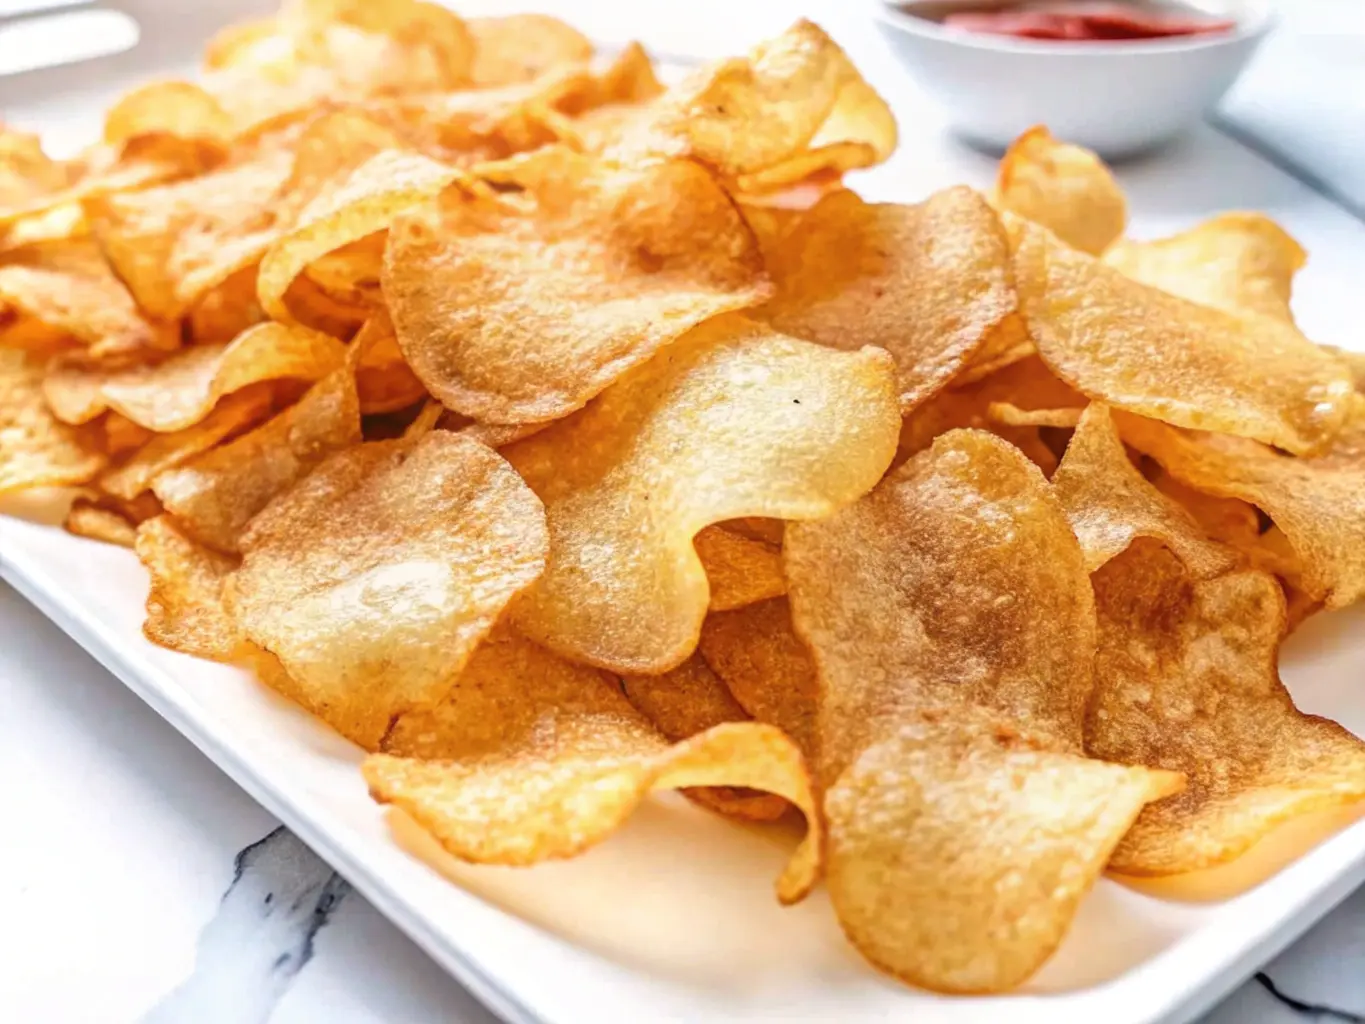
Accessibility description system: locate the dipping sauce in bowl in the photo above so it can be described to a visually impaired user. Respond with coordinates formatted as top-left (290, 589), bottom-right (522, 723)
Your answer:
top-left (943, 2), bottom-right (1235, 40)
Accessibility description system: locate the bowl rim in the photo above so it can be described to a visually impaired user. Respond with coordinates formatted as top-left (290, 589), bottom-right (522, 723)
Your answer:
top-left (874, 1), bottom-right (1276, 56)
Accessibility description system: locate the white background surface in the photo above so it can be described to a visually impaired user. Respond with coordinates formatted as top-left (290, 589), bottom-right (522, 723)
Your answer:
top-left (2, 2), bottom-right (1365, 1022)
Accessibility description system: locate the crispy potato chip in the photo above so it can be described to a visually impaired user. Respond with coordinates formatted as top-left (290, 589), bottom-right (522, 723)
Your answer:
top-left (64, 498), bottom-right (139, 548)
top-left (101, 413), bottom-right (154, 457)
top-left (622, 655), bottom-right (791, 822)
top-left (694, 523), bottom-right (787, 612)
top-left (152, 361), bottom-right (360, 553)
top-left (762, 187), bottom-right (1017, 413)
top-left (0, 239), bottom-right (165, 357)
top-left (1088, 540), bottom-right (1365, 875)
top-left (259, 149), bottom-right (457, 323)
top-left (99, 385), bottom-right (274, 501)
top-left (188, 266), bottom-right (266, 345)
top-left (0, 349), bottom-right (104, 494)
top-left (228, 430), bottom-right (548, 747)
top-left (136, 515), bottom-right (241, 661)
top-left (598, 21), bottom-right (894, 192)
top-left (986, 402), bottom-right (1081, 428)
top-left (350, 310), bottom-right (428, 414)
top-left (0, 127), bottom-right (67, 217)
top-left (1052, 403), bottom-right (1236, 576)
top-left (1012, 217), bottom-right (1353, 455)
top-left (385, 147), bottom-right (770, 424)
top-left (506, 314), bottom-right (899, 673)
top-left (698, 598), bottom-right (818, 761)
top-left (1326, 344), bottom-right (1365, 393)
top-left (1118, 399), bottom-right (1365, 608)
top-left (468, 15), bottom-right (594, 87)
top-left (103, 81), bottom-right (232, 154)
top-left (1104, 212), bottom-right (1305, 323)
top-left (366, 628), bottom-right (820, 902)
top-left (994, 126), bottom-right (1126, 256)
top-left (784, 430), bottom-right (1181, 993)
top-left (45, 322), bottom-right (344, 431)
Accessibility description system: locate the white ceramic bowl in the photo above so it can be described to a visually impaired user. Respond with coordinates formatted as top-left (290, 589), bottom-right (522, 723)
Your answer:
top-left (873, 1), bottom-right (1275, 158)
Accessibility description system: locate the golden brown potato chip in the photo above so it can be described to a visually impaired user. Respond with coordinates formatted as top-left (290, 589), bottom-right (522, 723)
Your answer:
top-left (1104, 212), bottom-right (1305, 323)
top-left (1118, 399), bottom-right (1365, 608)
top-left (762, 187), bottom-right (1017, 413)
top-left (228, 430), bottom-right (548, 747)
top-left (366, 628), bottom-right (820, 903)
top-left (0, 127), bottom-right (67, 219)
top-left (622, 655), bottom-right (791, 822)
top-left (698, 598), bottom-right (818, 761)
top-left (694, 523), bottom-right (787, 612)
top-left (101, 414), bottom-right (155, 457)
top-left (994, 126), bottom-right (1126, 256)
top-left (102, 81), bottom-right (232, 155)
top-left (44, 322), bottom-right (345, 431)
top-left (467, 15), bottom-right (594, 87)
top-left (597, 21), bottom-right (894, 193)
top-left (0, 239), bottom-right (166, 357)
top-left (152, 360), bottom-right (360, 553)
top-left (0, 349), bottom-right (104, 494)
top-left (784, 430), bottom-right (1181, 993)
top-left (136, 515), bottom-right (241, 661)
top-left (349, 310), bottom-right (428, 414)
top-left (1012, 217), bottom-right (1353, 455)
top-left (985, 402), bottom-right (1081, 429)
top-left (98, 385), bottom-right (274, 501)
top-left (64, 499), bottom-right (139, 548)
top-left (258, 149), bottom-right (457, 323)
top-left (1088, 540), bottom-right (1365, 875)
top-left (506, 314), bottom-right (899, 673)
top-left (385, 147), bottom-right (770, 424)
top-left (1149, 466), bottom-right (1262, 549)
top-left (1325, 345), bottom-right (1365, 393)
top-left (1052, 403), bottom-right (1236, 577)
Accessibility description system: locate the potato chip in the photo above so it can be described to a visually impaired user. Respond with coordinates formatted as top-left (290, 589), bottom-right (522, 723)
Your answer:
top-left (350, 310), bottom-right (428, 414)
top-left (366, 628), bottom-right (820, 902)
top-left (385, 147), bottom-right (770, 424)
top-left (783, 430), bottom-right (1181, 993)
top-left (188, 266), bottom-right (266, 345)
top-left (0, 349), bottom-right (104, 494)
top-left (698, 598), bottom-right (818, 761)
top-left (694, 523), bottom-right (787, 612)
top-left (597, 21), bottom-right (894, 193)
top-left (136, 515), bottom-right (242, 661)
top-left (1117, 399), bottom-right (1365, 608)
top-left (0, 239), bottom-right (165, 357)
top-left (1012, 217), bottom-right (1353, 455)
top-left (258, 149), bottom-right (456, 323)
top-left (0, 127), bottom-right (67, 217)
top-left (102, 81), bottom-right (232, 156)
top-left (228, 430), bottom-right (548, 747)
top-left (99, 385), bottom-right (274, 501)
top-left (44, 322), bottom-right (344, 431)
top-left (64, 498), bottom-right (140, 548)
top-left (1052, 403), bottom-right (1236, 576)
top-left (1104, 212), bottom-right (1305, 323)
top-left (101, 414), bottom-right (154, 457)
top-left (993, 126), bottom-right (1126, 256)
top-left (762, 187), bottom-right (1017, 413)
top-left (622, 655), bottom-right (791, 822)
top-left (1088, 540), bottom-right (1365, 875)
top-left (506, 314), bottom-right (899, 673)
top-left (1326, 344), bottom-right (1365, 393)
top-left (152, 358), bottom-right (361, 553)
top-left (467, 15), bottom-right (594, 87)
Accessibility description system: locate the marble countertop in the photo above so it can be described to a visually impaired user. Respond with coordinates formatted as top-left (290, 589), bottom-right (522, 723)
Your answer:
top-left (3, 2), bottom-right (1365, 1022)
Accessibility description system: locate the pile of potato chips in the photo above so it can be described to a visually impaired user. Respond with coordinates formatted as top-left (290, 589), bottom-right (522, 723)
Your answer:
top-left (3, 0), bottom-right (1364, 996)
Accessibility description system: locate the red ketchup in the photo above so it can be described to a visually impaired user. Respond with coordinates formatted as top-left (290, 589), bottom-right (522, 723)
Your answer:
top-left (943, 2), bottom-right (1236, 41)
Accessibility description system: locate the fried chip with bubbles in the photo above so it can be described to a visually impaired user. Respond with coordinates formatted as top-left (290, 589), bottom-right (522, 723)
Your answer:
top-left (228, 430), bottom-right (547, 748)
top-left (0, 349), bottom-right (103, 494)
top-left (694, 523), bottom-right (787, 612)
top-left (1052, 403), bottom-right (1235, 576)
top-left (153, 359), bottom-right (360, 553)
top-left (762, 187), bottom-right (1017, 413)
top-left (468, 15), bottom-right (594, 87)
top-left (993, 126), bottom-right (1126, 256)
top-left (1104, 212), bottom-right (1305, 323)
top-left (384, 147), bottom-right (770, 424)
top-left (1012, 217), bottom-right (1353, 455)
top-left (1117, 398), bottom-right (1365, 608)
top-left (784, 429), bottom-right (1181, 993)
top-left (623, 655), bottom-right (792, 822)
top-left (699, 598), bottom-right (818, 761)
top-left (1088, 540), bottom-right (1365, 874)
top-left (44, 322), bottom-right (344, 431)
top-left (136, 515), bottom-right (242, 661)
top-left (365, 628), bottom-right (820, 902)
top-left (505, 314), bottom-right (899, 673)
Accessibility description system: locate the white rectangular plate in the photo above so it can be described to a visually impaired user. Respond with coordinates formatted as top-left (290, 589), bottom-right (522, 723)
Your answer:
top-left (5, 2), bottom-right (1365, 1022)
